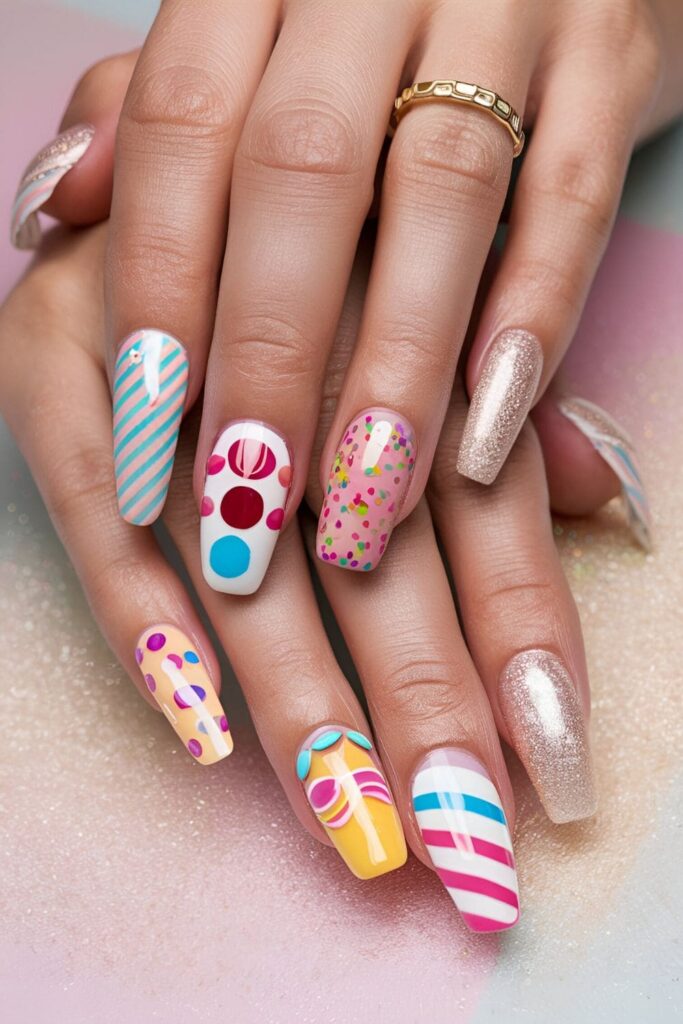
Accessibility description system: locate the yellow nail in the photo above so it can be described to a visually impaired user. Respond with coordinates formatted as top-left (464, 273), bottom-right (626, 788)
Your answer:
top-left (297, 726), bottom-right (406, 879)
top-left (136, 625), bottom-right (233, 765)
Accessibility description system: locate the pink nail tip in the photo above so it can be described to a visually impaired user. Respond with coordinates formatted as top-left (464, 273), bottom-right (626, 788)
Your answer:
top-left (317, 409), bottom-right (416, 572)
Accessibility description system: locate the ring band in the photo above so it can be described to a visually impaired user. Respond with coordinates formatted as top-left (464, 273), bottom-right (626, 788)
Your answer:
top-left (389, 80), bottom-right (525, 158)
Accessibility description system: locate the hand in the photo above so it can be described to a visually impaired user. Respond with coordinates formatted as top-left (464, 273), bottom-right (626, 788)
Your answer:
top-left (3, 218), bottom-right (628, 931)
top-left (10, 0), bottom-right (676, 591)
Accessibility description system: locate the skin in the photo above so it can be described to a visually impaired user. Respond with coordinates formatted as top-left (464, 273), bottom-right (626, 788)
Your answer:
top-left (0, 222), bottom-right (605, 870)
top-left (36, 0), bottom-right (683, 550)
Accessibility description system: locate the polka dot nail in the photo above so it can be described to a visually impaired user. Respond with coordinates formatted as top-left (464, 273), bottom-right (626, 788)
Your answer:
top-left (136, 625), bottom-right (232, 765)
top-left (317, 409), bottom-right (416, 572)
top-left (200, 421), bottom-right (292, 595)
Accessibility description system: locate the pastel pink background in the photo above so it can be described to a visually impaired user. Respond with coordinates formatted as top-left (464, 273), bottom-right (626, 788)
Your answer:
top-left (1, 3), bottom-right (682, 1022)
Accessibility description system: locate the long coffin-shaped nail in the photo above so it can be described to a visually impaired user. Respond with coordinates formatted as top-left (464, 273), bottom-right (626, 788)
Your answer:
top-left (113, 330), bottom-right (189, 526)
top-left (297, 726), bottom-right (407, 879)
top-left (498, 650), bottom-right (597, 824)
top-left (317, 409), bottom-right (416, 571)
top-left (558, 396), bottom-right (652, 550)
top-left (412, 749), bottom-right (519, 932)
top-left (136, 625), bottom-right (233, 765)
top-left (10, 123), bottom-right (95, 249)
top-left (458, 329), bottom-right (543, 485)
top-left (200, 421), bottom-right (292, 595)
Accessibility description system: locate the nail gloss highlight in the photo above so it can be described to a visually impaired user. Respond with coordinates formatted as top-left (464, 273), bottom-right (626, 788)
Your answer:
top-left (558, 396), bottom-right (652, 550)
top-left (297, 726), bottom-right (406, 879)
top-left (200, 421), bottom-right (292, 595)
top-left (498, 650), bottom-right (596, 824)
top-left (458, 329), bottom-right (543, 485)
top-left (113, 330), bottom-right (189, 526)
top-left (10, 123), bottom-right (94, 249)
top-left (136, 625), bottom-right (233, 765)
top-left (413, 749), bottom-right (519, 932)
top-left (317, 409), bottom-right (415, 571)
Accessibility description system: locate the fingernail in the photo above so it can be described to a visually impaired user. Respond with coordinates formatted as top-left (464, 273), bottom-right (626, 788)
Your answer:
top-left (113, 330), bottom-right (189, 526)
top-left (498, 650), bottom-right (597, 824)
top-left (412, 748), bottom-right (519, 932)
top-left (458, 329), bottom-right (543, 485)
top-left (10, 123), bottom-right (95, 250)
top-left (297, 726), bottom-right (407, 879)
top-left (200, 422), bottom-right (292, 595)
top-left (136, 625), bottom-right (233, 764)
top-left (317, 409), bottom-right (416, 571)
top-left (558, 396), bottom-right (652, 550)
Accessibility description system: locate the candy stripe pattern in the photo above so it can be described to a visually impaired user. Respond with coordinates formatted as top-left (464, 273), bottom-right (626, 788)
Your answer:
top-left (317, 409), bottom-right (416, 572)
top-left (297, 727), bottom-right (406, 880)
top-left (558, 397), bottom-right (652, 551)
top-left (136, 625), bottom-right (233, 765)
top-left (413, 749), bottom-right (519, 932)
top-left (10, 123), bottom-right (94, 249)
top-left (201, 421), bottom-right (291, 595)
top-left (113, 330), bottom-right (189, 526)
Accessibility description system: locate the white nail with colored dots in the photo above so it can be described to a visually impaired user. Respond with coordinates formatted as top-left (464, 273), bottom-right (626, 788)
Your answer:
top-left (200, 421), bottom-right (292, 595)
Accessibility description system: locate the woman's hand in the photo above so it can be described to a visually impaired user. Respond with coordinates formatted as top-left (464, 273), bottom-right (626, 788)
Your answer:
top-left (10, 0), bottom-right (676, 590)
top-left (0, 221), bottom-right (615, 931)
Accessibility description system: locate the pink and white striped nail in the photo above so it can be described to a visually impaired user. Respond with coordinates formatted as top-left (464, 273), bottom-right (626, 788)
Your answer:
top-left (412, 748), bottom-right (519, 932)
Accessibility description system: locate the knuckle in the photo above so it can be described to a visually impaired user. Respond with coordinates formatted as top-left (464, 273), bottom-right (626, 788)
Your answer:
top-left (108, 231), bottom-right (211, 309)
top-left (587, 0), bottom-right (663, 96)
top-left (47, 443), bottom-right (116, 526)
top-left (529, 156), bottom-right (616, 238)
top-left (227, 311), bottom-right (321, 393)
top-left (123, 61), bottom-right (237, 139)
top-left (371, 314), bottom-right (447, 391)
top-left (387, 111), bottom-right (509, 205)
top-left (377, 653), bottom-right (464, 724)
top-left (474, 565), bottom-right (559, 625)
top-left (240, 98), bottom-right (365, 181)
top-left (89, 551), bottom-right (151, 607)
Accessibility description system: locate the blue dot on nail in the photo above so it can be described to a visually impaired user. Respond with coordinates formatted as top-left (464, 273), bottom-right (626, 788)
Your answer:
top-left (184, 651), bottom-right (200, 664)
top-left (296, 750), bottom-right (312, 780)
top-left (347, 730), bottom-right (372, 751)
top-left (209, 535), bottom-right (251, 578)
top-left (312, 730), bottom-right (342, 751)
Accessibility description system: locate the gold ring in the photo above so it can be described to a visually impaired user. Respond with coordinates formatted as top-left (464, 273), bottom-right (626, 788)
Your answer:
top-left (389, 80), bottom-right (525, 158)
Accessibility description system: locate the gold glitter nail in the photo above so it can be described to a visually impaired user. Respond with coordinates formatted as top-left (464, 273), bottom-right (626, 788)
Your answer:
top-left (457, 329), bottom-right (543, 485)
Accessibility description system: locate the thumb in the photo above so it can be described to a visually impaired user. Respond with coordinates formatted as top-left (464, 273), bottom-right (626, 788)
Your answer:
top-left (10, 50), bottom-right (137, 249)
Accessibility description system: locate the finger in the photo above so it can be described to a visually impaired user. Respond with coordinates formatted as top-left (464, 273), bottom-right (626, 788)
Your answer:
top-left (197, 0), bottom-right (417, 593)
top-left (458, 16), bottom-right (660, 485)
top-left (107, 0), bottom-right (278, 525)
top-left (430, 384), bottom-right (597, 824)
top-left (9, 51), bottom-right (137, 248)
top-left (0, 236), bottom-right (232, 765)
top-left (315, 0), bottom-right (543, 572)
top-left (160, 443), bottom-right (407, 880)
top-left (308, 500), bottom-right (520, 933)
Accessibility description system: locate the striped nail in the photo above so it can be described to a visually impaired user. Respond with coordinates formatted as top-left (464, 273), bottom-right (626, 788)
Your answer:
top-left (317, 409), bottom-right (416, 572)
top-left (412, 749), bottom-right (519, 932)
top-left (200, 421), bottom-right (292, 595)
top-left (297, 726), bottom-right (407, 880)
top-left (558, 397), bottom-right (652, 550)
top-left (113, 330), bottom-right (189, 526)
top-left (10, 123), bottom-right (94, 250)
top-left (136, 625), bottom-right (232, 764)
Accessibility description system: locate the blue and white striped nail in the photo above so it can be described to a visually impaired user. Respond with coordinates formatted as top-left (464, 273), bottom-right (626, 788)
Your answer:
top-left (113, 330), bottom-right (189, 526)
top-left (558, 397), bottom-right (652, 550)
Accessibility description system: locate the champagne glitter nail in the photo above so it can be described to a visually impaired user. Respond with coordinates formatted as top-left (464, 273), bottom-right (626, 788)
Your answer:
top-left (457, 330), bottom-right (543, 485)
top-left (498, 650), bottom-right (597, 824)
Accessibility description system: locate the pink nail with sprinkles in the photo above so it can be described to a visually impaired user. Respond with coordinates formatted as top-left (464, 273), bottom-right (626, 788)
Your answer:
top-left (200, 421), bottom-right (292, 595)
top-left (317, 409), bottom-right (416, 572)
top-left (135, 625), bottom-right (232, 765)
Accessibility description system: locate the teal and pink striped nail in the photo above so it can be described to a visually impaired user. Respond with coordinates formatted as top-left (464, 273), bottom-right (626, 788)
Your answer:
top-left (113, 330), bottom-right (189, 526)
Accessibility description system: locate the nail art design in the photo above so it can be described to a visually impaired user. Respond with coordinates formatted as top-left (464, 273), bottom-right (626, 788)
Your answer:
top-left (297, 726), bottom-right (406, 879)
top-left (413, 749), bottom-right (519, 932)
top-left (457, 329), bottom-right (543, 485)
top-left (498, 650), bottom-right (596, 824)
top-left (558, 397), bottom-right (652, 550)
top-left (113, 330), bottom-right (189, 526)
top-left (10, 123), bottom-right (94, 250)
top-left (200, 422), bottom-right (291, 595)
top-left (136, 625), bottom-right (233, 765)
top-left (317, 410), bottom-right (415, 572)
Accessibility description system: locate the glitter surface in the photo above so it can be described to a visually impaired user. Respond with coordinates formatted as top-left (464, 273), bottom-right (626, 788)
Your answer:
top-left (498, 650), bottom-right (596, 824)
top-left (457, 330), bottom-right (543, 485)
